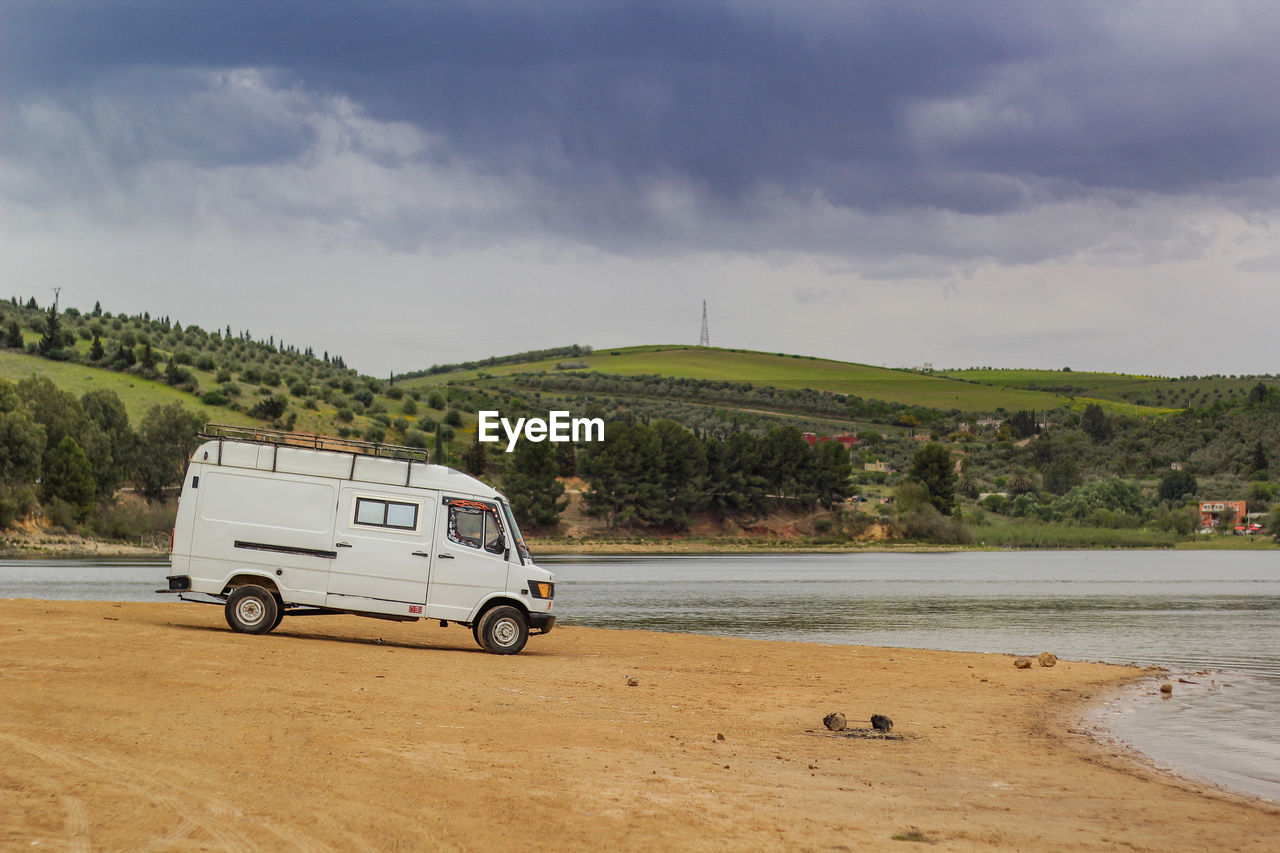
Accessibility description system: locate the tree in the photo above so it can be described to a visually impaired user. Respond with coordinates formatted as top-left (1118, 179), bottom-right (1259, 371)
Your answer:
top-left (1042, 457), bottom-right (1081, 496)
top-left (1157, 469), bottom-right (1198, 504)
top-left (1081, 403), bottom-right (1113, 443)
top-left (804, 440), bottom-right (852, 508)
top-left (81, 389), bottom-right (131, 498)
top-left (908, 443), bottom-right (957, 515)
top-left (503, 440), bottom-right (567, 527)
top-left (579, 421), bottom-right (660, 528)
top-left (89, 333), bottom-right (105, 361)
top-left (759, 426), bottom-right (811, 502)
top-left (249, 395), bottom-right (288, 420)
top-left (647, 420), bottom-right (707, 528)
top-left (38, 304), bottom-right (64, 356)
top-left (17, 376), bottom-right (86, 455)
top-left (42, 436), bottom-right (96, 518)
top-left (465, 438), bottom-right (487, 476)
top-left (5, 320), bottom-right (23, 348)
top-left (1252, 440), bottom-right (1269, 474)
top-left (1008, 410), bottom-right (1036, 439)
top-left (133, 404), bottom-right (203, 499)
top-left (0, 407), bottom-right (46, 484)
top-left (538, 434), bottom-right (570, 477)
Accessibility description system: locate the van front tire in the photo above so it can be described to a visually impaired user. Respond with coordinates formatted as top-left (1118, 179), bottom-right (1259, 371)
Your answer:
top-left (477, 606), bottom-right (529, 655)
top-left (225, 585), bottom-right (279, 635)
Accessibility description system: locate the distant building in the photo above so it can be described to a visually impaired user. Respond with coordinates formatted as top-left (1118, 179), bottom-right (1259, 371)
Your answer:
top-left (1170, 462), bottom-right (1185, 471)
top-left (1199, 501), bottom-right (1247, 529)
top-left (801, 433), bottom-right (858, 449)
top-left (976, 417), bottom-right (1004, 429)
top-left (864, 461), bottom-right (891, 473)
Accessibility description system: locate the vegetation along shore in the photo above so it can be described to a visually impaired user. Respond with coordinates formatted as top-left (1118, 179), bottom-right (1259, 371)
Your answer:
top-left (1, 295), bottom-right (1278, 550)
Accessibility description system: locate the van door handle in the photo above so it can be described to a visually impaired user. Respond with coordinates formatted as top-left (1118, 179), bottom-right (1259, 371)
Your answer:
top-left (335, 542), bottom-right (352, 548)
top-left (412, 551), bottom-right (431, 557)
top-left (437, 553), bottom-right (454, 559)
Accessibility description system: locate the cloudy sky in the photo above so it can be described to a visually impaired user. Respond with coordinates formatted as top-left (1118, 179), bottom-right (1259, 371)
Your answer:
top-left (3, 1), bottom-right (1278, 378)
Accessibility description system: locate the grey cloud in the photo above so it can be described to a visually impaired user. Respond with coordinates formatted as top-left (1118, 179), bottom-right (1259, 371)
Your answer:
top-left (4, 1), bottom-right (1280, 262)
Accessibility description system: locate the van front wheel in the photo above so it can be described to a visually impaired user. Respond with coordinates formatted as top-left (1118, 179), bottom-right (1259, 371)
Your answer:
top-left (477, 606), bottom-right (529, 655)
top-left (225, 585), bottom-right (279, 635)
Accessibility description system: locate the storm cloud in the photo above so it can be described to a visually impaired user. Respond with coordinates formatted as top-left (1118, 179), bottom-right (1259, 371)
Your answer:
top-left (2, 1), bottom-right (1279, 373)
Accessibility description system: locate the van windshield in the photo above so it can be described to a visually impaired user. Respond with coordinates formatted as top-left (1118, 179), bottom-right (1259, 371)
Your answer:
top-left (499, 500), bottom-right (531, 564)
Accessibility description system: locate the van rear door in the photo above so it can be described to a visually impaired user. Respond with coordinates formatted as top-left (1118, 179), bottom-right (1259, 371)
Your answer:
top-left (427, 497), bottom-right (511, 622)
top-left (325, 486), bottom-right (436, 614)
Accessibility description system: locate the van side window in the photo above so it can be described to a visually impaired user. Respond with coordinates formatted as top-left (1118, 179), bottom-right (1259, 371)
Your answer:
top-left (446, 500), bottom-right (506, 555)
top-left (354, 497), bottom-right (419, 531)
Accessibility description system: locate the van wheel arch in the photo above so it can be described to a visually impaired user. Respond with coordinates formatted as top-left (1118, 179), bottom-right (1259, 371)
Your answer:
top-left (470, 598), bottom-right (528, 650)
top-left (222, 574), bottom-right (282, 598)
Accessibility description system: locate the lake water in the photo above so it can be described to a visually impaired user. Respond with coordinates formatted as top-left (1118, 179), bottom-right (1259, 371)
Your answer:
top-left (2, 550), bottom-right (1277, 801)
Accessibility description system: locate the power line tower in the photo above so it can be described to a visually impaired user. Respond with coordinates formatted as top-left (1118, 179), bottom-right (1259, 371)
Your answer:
top-left (699, 300), bottom-right (710, 347)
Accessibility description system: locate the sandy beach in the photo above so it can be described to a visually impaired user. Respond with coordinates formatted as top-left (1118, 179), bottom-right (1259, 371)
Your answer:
top-left (1, 601), bottom-right (1277, 851)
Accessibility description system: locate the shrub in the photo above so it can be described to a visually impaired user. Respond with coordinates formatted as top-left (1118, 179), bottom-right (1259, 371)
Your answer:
top-left (89, 498), bottom-right (177, 542)
top-left (250, 395), bottom-right (288, 420)
top-left (0, 484), bottom-right (38, 529)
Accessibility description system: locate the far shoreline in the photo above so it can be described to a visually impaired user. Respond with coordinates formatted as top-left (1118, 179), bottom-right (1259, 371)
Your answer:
top-left (2, 533), bottom-right (1276, 559)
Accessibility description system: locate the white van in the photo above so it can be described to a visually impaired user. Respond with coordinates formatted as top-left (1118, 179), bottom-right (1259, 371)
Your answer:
top-left (160, 425), bottom-right (555, 654)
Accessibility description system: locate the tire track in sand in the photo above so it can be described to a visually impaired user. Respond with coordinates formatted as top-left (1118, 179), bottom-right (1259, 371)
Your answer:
top-left (0, 730), bottom-right (332, 852)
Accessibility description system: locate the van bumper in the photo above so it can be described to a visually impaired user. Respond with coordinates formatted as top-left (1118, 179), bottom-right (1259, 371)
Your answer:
top-left (529, 613), bottom-right (555, 634)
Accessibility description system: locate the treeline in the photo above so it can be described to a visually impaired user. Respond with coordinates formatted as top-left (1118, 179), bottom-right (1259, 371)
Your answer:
top-left (399, 345), bottom-right (594, 379)
top-left (0, 376), bottom-right (203, 538)
top-left (501, 419), bottom-right (853, 531)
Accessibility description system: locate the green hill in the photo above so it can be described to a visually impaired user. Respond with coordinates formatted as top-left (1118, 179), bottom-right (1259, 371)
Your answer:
top-left (0, 352), bottom-right (256, 426)
top-left (405, 345), bottom-right (1172, 417)
top-left (942, 368), bottom-right (1267, 411)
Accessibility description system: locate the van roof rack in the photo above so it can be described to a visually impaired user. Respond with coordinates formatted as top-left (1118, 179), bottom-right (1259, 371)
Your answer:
top-left (201, 424), bottom-right (429, 463)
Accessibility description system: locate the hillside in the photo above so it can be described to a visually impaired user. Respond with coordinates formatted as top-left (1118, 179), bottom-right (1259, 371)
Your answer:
top-left (3, 296), bottom-right (1278, 550)
top-left (942, 368), bottom-right (1269, 411)
top-left (403, 344), bottom-right (1174, 416)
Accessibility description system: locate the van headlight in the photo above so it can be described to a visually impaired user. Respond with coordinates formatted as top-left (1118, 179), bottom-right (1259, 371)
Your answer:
top-left (528, 581), bottom-right (554, 600)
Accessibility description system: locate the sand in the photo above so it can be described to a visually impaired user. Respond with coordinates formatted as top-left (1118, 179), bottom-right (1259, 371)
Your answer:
top-left (1, 600), bottom-right (1276, 851)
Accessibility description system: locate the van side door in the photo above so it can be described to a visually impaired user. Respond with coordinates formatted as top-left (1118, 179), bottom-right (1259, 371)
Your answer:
top-left (427, 497), bottom-right (511, 622)
top-left (325, 486), bottom-right (436, 615)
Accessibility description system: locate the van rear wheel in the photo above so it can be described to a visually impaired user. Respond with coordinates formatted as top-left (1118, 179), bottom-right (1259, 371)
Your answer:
top-left (477, 606), bottom-right (529, 655)
top-left (269, 595), bottom-right (286, 632)
top-left (225, 585), bottom-right (279, 635)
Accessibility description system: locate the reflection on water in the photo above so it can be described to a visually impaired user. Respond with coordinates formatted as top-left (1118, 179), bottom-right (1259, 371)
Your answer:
top-left (2, 550), bottom-right (1277, 800)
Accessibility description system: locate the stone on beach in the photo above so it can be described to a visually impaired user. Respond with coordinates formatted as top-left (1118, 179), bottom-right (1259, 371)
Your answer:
top-left (823, 712), bottom-right (847, 731)
top-left (871, 714), bottom-right (894, 733)
top-left (1014, 657), bottom-right (1032, 669)
top-left (1038, 652), bottom-right (1057, 667)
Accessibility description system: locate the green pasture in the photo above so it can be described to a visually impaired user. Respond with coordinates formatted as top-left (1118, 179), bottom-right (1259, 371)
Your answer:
top-left (946, 368), bottom-right (1267, 410)
top-left (407, 345), bottom-right (1169, 415)
top-left (0, 352), bottom-right (257, 426)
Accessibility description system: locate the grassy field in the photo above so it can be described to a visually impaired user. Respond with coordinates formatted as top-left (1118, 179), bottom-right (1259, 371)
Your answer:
top-left (0, 352), bottom-right (258, 426)
top-left (945, 368), bottom-right (1268, 410)
top-left (405, 345), bottom-right (1170, 415)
